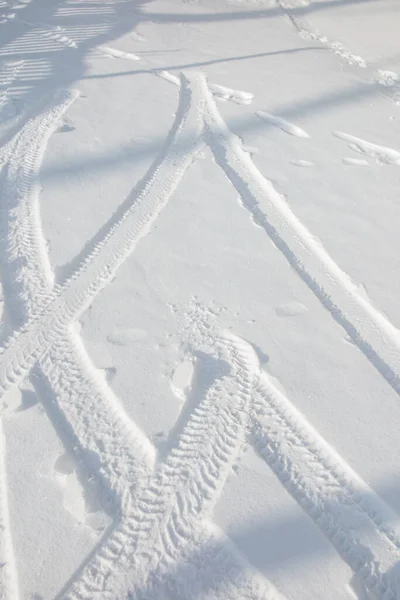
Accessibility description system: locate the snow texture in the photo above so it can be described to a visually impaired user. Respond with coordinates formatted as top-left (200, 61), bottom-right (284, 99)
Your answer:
top-left (1, 0), bottom-right (400, 599)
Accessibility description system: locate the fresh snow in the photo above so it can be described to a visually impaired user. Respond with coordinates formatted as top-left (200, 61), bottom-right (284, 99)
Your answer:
top-left (1, 0), bottom-right (400, 599)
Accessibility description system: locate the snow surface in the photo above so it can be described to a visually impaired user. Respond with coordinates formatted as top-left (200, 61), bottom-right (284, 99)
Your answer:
top-left (1, 0), bottom-right (400, 598)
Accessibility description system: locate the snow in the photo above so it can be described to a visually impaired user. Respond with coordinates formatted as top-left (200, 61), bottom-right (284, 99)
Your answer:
top-left (0, 0), bottom-right (400, 598)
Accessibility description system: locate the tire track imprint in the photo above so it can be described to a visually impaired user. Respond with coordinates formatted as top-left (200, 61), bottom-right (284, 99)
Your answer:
top-left (0, 75), bottom-right (206, 403)
top-left (16, 17), bottom-right (78, 49)
top-left (334, 130), bottom-right (400, 165)
top-left (250, 372), bottom-right (400, 600)
top-left (0, 79), bottom-right (281, 599)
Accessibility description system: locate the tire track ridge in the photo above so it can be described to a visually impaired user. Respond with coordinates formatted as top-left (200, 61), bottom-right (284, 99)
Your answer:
top-left (35, 337), bottom-right (154, 506)
top-left (198, 70), bottom-right (400, 398)
top-left (250, 372), bottom-right (400, 598)
top-left (155, 70), bottom-right (253, 105)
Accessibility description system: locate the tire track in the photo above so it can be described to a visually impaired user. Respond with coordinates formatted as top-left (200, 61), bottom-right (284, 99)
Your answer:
top-left (0, 73), bottom-right (206, 404)
top-left (155, 70), bottom-right (254, 105)
top-left (16, 18), bottom-right (78, 49)
top-left (0, 86), bottom-right (155, 507)
top-left (197, 71), bottom-right (400, 398)
top-left (0, 88), bottom-right (79, 600)
top-left (61, 334), bottom-right (283, 600)
top-left (249, 371), bottom-right (400, 599)
top-left (163, 522), bottom-right (284, 600)
top-left (276, 0), bottom-right (400, 104)
top-left (139, 333), bottom-right (260, 594)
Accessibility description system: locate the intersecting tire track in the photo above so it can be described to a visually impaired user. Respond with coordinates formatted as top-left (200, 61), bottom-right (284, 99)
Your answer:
top-left (0, 420), bottom-right (19, 599)
top-left (275, 0), bottom-right (400, 104)
top-left (0, 79), bottom-right (282, 599)
top-left (0, 87), bottom-right (153, 511)
top-left (0, 60), bottom-right (24, 119)
top-left (62, 334), bottom-right (282, 600)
